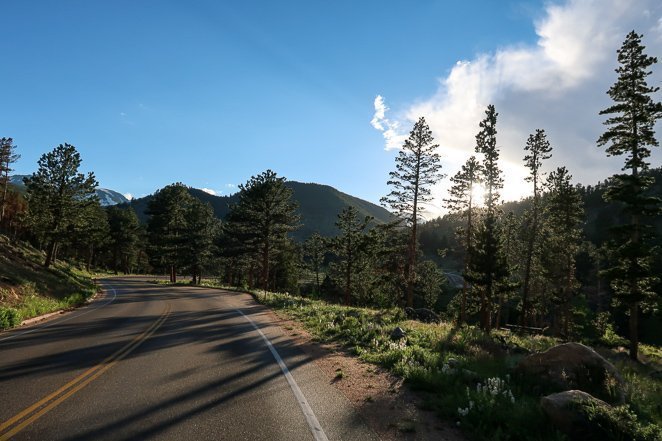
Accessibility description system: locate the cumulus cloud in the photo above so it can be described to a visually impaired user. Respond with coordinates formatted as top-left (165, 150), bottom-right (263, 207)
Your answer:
top-left (201, 188), bottom-right (217, 195)
top-left (374, 0), bottom-right (662, 217)
top-left (371, 95), bottom-right (407, 150)
top-left (123, 193), bottom-right (133, 200)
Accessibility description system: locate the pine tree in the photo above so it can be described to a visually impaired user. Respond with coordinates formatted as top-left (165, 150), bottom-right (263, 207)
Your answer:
top-left (521, 129), bottom-right (553, 327)
top-left (225, 170), bottom-right (299, 290)
top-left (543, 167), bottom-right (584, 337)
top-left (24, 144), bottom-right (98, 267)
top-left (466, 105), bottom-right (509, 331)
top-left (146, 183), bottom-right (192, 282)
top-left (445, 155), bottom-right (483, 322)
top-left (107, 206), bottom-right (143, 274)
top-left (329, 206), bottom-right (371, 305)
top-left (303, 232), bottom-right (326, 294)
top-left (597, 31), bottom-right (662, 360)
top-left (183, 198), bottom-right (220, 284)
top-left (0, 137), bottom-right (20, 224)
top-left (381, 117), bottom-right (444, 307)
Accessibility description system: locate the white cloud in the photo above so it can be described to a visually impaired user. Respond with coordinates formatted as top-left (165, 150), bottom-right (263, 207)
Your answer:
top-left (123, 193), bottom-right (133, 200)
top-left (371, 95), bottom-right (407, 150)
top-left (374, 0), bottom-right (662, 217)
top-left (201, 188), bottom-right (217, 195)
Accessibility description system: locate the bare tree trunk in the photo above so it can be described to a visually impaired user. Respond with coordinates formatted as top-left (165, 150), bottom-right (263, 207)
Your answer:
top-left (45, 240), bottom-right (56, 267)
top-left (629, 302), bottom-right (639, 360)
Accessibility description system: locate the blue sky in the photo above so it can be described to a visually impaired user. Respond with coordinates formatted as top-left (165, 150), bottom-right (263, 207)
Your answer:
top-left (2, 1), bottom-right (661, 215)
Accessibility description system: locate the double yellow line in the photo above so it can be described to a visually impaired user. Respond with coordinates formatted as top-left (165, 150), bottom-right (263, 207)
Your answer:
top-left (0, 304), bottom-right (171, 440)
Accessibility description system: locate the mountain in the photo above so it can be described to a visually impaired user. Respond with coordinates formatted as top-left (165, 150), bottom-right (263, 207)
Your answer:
top-left (9, 175), bottom-right (129, 207)
top-left (124, 181), bottom-right (394, 241)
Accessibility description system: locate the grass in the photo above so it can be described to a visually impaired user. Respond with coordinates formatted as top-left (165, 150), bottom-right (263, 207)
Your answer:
top-left (169, 278), bottom-right (661, 441)
top-left (0, 235), bottom-right (98, 328)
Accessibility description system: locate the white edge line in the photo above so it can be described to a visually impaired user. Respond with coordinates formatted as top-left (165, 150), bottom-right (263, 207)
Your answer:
top-left (0, 285), bottom-right (118, 343)
top-left (235, 309), bottom-right (329, 441)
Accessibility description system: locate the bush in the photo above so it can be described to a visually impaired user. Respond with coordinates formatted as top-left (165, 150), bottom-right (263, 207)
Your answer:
top-left (0, 307), bottom-right (21, 329)
top-left (583, 403), bottom-right (662, 441)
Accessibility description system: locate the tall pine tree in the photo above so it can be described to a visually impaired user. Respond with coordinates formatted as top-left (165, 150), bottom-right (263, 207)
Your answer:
top-left (543, 167), bottom-right (583, 337)
top-left (329, 206), bottom-right (371, 305)
top-left (381, 117), bottom-right (444, 307)
top-left (444, 155), bottom-right (483, 322)
top-left (225, 170), bottom-right (299, 290)
top-left (521, 129), bottom-right (553, 327)
top-left (466, 105), bottom-right (509, 332)
top-left (0, 137), bottom-right (20, 224)
top-left (597, 31), bottom-right (662, 360)
top-left (24, 144), bottom-right (98, 267)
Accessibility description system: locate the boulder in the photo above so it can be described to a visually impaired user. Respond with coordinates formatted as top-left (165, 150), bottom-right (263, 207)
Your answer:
top-left (404, 307), bottom-right (441, 323)
top-left (414, 308), bottom-right (441, 323)
top-left (390, 327), bottom-right (407, 340)
top-left (541, 390), bottom-right (610, 440)
top-left (518, 342), bottom-right (625, 403)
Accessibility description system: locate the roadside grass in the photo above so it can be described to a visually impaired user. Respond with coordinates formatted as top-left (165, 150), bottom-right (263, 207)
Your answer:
top-left (0, 235), bottom-right (98, 329)
top-left (153, 278), bottom-right (662, 441)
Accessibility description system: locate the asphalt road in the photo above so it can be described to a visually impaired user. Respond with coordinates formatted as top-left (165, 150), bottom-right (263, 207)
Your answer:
top-left (0, 278), bottom-right (378, 440)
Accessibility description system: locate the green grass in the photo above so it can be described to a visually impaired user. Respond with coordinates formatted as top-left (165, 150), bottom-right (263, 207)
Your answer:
top-left (169, 279), bottom-right (661, 441)
top-left (0, 235), bottom-right (98, 328)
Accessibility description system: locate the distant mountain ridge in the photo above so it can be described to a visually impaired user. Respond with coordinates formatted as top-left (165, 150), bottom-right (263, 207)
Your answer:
top-left (124, 181), bottom-right (394, 241)
top-left (9, 175), bottom-right (129, 207)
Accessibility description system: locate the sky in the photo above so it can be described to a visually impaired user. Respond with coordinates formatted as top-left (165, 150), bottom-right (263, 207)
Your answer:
top-left (2, 0), bottom-right (661, 217)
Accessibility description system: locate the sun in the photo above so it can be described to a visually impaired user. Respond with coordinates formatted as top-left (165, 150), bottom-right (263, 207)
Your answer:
top-left (471, 183), bottom-right (486, 207)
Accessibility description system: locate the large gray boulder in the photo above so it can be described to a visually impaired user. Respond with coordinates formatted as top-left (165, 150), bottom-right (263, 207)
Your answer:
top-left (518, 342), bottom-right (625, 403)
top-left (541, 390), bottom-right (609, 440)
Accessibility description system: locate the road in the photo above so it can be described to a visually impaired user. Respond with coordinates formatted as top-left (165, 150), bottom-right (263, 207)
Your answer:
top-left (0, 278), bottom-right (378, 440)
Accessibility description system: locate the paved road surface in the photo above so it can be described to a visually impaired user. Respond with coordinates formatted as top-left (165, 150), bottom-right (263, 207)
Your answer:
top-left (0, 278), bottom-right (378, 440)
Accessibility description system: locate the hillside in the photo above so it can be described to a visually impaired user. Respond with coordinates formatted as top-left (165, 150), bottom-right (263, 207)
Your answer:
top-left (10, 175), bottom-right (129, 206)
top-left (0, 235), bottom-right (97, 328)
top-left (124, 181), bottom-right (394, 241)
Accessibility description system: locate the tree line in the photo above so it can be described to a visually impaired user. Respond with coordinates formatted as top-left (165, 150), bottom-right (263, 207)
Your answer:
top-left (0, 31), bottom-right (659, 359)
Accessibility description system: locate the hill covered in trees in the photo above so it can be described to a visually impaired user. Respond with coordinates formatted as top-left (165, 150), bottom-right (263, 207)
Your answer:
top-left (124, 181), bottom-right (394, 241)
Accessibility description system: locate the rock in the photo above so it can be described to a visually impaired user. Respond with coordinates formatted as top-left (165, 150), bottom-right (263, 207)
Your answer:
top-left (390, 327), bottom-right (407, 340)
top-left (541, 390), bottom-right (610, 440)
top-left (403, 307), bottom-right (441, 323)
top-left (414, 308), bottom-right (441, 323)
top-left (461, 369), bottom-right (481, 381)
top-left (518, 342), bottom-right (625, 404)
top-left (447, 358), bottom-right (460, 368)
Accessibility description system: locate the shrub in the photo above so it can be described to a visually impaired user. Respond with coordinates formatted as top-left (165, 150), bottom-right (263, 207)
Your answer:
top-left (0, 307), bottom-right (21, 329)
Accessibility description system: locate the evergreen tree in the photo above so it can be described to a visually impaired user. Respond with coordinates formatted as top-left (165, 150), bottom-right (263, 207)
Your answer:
top-left (183, 198), bottom-right (220, 284)
top-left (543, 167), bottom-right (584, 337)
top-left (107, 206), bottom-right (143, 274)
top-left (381, 117), bottom-right (444, 307)
top-left (0, 137), bottom-right (20, 224)
top-left (444, 155), bottom-right (483, 322)
top-left (24, 144), bottom-right (98, 267)
top-left (329, 206), bottom-right (371, 305)
top-left (466, 105), bottom-right (509, 331)
top-left (75, 202), bottom-right (110, 271)
top-left (521, 129), bottom-right (553, 327)
top-left (303, 232), bottom-right (326, 294)
top-left (225, 170), bottom-right (299, 290)
top-left (146, 183), bottom-right (192, 282)
top-left (597, 31), bottom-right (662, 359)
top-left (416, 260), bottom-right (445, 310)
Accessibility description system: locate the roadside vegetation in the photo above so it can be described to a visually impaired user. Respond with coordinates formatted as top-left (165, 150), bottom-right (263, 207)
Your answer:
top-left (0, 234), bottom-right (97, 329)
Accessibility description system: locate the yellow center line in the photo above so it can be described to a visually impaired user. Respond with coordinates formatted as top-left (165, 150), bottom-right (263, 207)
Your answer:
top-left (0, 304), bottom-right (171, 440)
